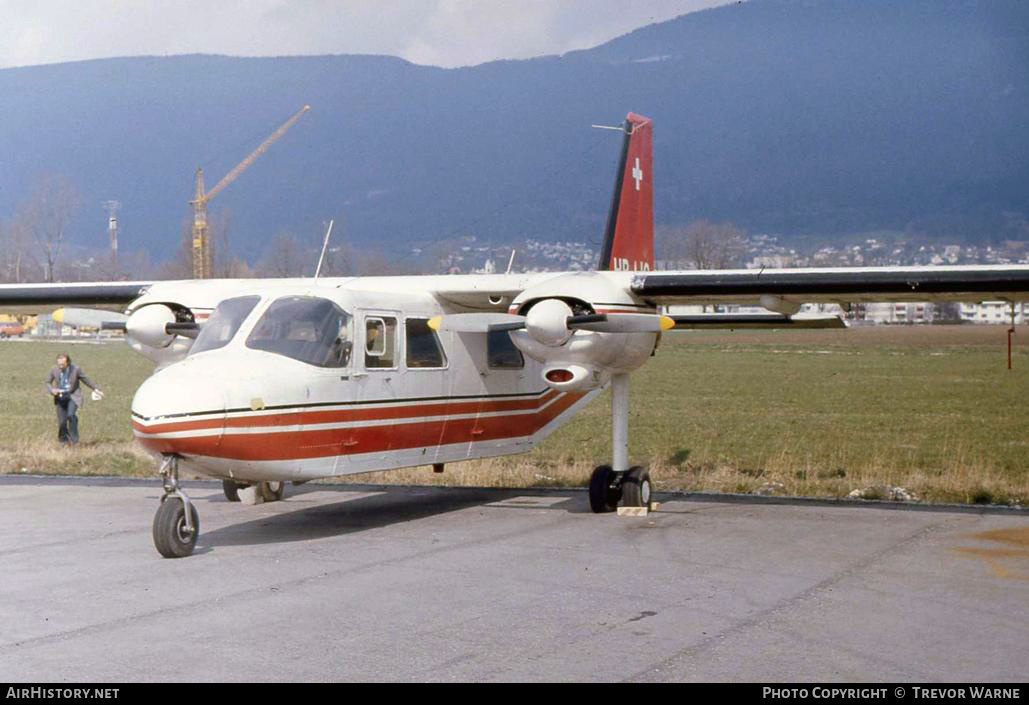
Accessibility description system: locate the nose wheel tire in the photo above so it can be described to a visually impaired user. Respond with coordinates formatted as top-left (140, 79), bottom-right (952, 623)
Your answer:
top-left (620, 466), bottom-right (652, 508)
top-left (153, 497), bottom-right (199, 558)
top-left (589, 465), bottom-right (621, 513)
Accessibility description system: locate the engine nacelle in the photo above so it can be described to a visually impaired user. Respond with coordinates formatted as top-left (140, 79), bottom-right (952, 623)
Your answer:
top-left (509, 272), bottom-right (658, 391)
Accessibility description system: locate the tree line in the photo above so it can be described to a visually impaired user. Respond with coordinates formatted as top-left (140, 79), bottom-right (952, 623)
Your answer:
top-left (1, 172), bottom-right (749, 283)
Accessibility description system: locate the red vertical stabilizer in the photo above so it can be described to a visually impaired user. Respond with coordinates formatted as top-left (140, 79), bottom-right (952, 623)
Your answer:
top-left (598, 113), bottom-right (653, 272)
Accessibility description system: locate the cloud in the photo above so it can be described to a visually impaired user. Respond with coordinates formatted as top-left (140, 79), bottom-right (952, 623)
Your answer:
top-left (0, 0), bottom-right (734, 69)
top-left (402, 0), bottom-right (730, 67)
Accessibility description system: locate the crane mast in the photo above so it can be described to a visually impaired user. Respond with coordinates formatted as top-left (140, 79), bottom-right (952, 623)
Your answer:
top-left (190, 104), bottom-right (310, 279)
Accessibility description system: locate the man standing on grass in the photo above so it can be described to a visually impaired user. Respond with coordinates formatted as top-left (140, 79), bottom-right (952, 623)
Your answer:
top-left (43, 353), bottom-right (103, 445)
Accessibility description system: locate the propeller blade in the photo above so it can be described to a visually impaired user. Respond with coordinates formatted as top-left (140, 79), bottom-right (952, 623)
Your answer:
top-left (567, 313), bottom-right (674, 333)
top-left (428, 313), bottom-right (526, 333)
top-left (165, 322), bottom-right (201, 339)
top-left (54, 307), bottom-right (128, 329)
top-left (489, 321), bottom-right (528, 333)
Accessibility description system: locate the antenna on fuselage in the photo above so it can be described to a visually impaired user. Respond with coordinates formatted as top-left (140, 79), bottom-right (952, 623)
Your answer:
top-left (314, 219), bottom-right (335, 279)
top-left (506, 249), bottom-right (516, 274)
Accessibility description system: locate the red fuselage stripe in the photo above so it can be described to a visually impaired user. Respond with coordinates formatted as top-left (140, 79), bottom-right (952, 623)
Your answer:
top-left (134, 391), bottom-right (586, 460)
top-left (133, 390), bottom-right (560, 434)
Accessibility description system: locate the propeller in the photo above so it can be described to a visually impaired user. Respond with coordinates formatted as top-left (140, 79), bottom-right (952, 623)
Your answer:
top-left (428, 301), bottom-right (673, 347)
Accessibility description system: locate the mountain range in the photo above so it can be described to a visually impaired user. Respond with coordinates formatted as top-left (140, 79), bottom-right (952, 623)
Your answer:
top-left (0, 0), bottom-right (1026, 267)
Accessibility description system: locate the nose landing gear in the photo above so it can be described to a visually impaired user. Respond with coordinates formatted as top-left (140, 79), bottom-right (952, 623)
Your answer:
top-left (153, 455), bottom-right (199, 558)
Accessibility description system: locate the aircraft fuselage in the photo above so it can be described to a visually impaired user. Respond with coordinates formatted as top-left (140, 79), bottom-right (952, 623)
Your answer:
top-left (131, 284), bottom-right (597, 481)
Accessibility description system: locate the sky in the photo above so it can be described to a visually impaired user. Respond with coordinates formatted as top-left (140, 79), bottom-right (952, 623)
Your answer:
top-left (0, 0), bottom-right (734, 70)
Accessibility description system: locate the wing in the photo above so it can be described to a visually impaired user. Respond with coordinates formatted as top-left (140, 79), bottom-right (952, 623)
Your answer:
top-left (629, 265), bottom-right (1029, 309)
top-left (0, 281), bottom-right (153, 313)
top-left (347, 273), bottom-right (555, 311)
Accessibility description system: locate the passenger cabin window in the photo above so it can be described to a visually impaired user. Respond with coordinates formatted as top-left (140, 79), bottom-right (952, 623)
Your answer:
top-left (365, 316), bottom-right (398, 368)
top-left (487, 329), bottom-right (524, 369)
top-left (245, 296), bottom-right (352, 368)
top-left (406, 318), bottom-right (447, 368)
top-left (190, 296), bottom-right (260, 355)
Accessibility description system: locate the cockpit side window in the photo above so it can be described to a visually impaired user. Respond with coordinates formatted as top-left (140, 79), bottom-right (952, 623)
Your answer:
top-left (364, 316), bottom-right (398, 369)
top-left (190, 296), bottom-right (261, 355)
top-left (246, 296), bottom-right (352, 368)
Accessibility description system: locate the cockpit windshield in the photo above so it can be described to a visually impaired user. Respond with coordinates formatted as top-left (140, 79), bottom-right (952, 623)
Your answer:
top-left (246, 296), bottom-right (352, 368)
top-left (190, 296), bottom-right (260, 355)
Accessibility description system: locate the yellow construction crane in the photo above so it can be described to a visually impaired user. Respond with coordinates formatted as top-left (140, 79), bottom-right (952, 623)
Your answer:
top-left (190, 104), bottom-right (311, 278)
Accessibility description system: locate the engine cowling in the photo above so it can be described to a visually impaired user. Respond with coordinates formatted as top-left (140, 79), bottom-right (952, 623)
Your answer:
top-left (508, 272), bottom-right (659, 392)
top-left (524, 298), bottom-right (574, 347)
top-left (125, 304), bottom-right (176, 348)
top-left (124, 304), bottom-right (196, 367)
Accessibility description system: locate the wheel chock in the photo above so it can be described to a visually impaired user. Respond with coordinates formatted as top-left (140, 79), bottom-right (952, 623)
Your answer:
top-left (617, 502), bottom-right (658, 517)
top-left (237, 484), bottom-right (264, 505)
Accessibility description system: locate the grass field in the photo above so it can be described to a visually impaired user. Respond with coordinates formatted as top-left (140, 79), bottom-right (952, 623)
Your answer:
top-left (1, 327), bottom-right (1027, 505)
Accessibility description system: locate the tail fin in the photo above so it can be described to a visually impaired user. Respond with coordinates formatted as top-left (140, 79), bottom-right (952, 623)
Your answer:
top-left (598, 113), bottom-right (653, 272)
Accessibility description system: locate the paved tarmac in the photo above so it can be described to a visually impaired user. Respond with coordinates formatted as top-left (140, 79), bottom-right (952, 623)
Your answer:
top-left (1, 475), bottom-right (1026, 682)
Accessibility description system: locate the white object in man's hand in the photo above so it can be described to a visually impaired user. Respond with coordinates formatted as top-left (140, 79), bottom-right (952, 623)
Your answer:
top-left (91, 389), bottom-right (104, 401)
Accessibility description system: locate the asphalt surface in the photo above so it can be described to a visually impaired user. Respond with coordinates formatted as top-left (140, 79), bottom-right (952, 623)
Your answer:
top-left (1, 476), bottom-right (1027, 682)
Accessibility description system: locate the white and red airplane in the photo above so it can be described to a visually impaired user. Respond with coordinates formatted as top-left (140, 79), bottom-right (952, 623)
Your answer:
top-left (3, 113), bottom-right (1028, 558)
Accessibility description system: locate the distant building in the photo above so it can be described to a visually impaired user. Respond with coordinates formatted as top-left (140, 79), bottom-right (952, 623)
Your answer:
top-left (860, 302), bottom-right (935, 324)
top-left (960, 302), bottom-right (1026, 324)
top-left (747, 255), bottom-right (795, 269)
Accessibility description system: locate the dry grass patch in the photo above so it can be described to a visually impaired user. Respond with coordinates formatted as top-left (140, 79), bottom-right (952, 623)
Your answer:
top-left (0, 437), bottom-right (153, 477)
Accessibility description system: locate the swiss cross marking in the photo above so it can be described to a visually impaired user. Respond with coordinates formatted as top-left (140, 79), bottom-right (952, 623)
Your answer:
top-left (631, 157), bottom-right (643, 191)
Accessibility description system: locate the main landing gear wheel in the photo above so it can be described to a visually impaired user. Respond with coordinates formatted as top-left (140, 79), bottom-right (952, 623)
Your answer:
top-left (222, 479), bottom-right (246, 502)
top-left (620, 466), bottom-right (652, 508)
top-left (153, 496), bottom-right (199, 559)
top-left (590, 374), bottom-right (653, 514)
top-left (260, 481), bottom-right (285, 502)
top-left (153, 454), bottom-right (199, 558)
top-left (589, 465), bottom-right (621, 513)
